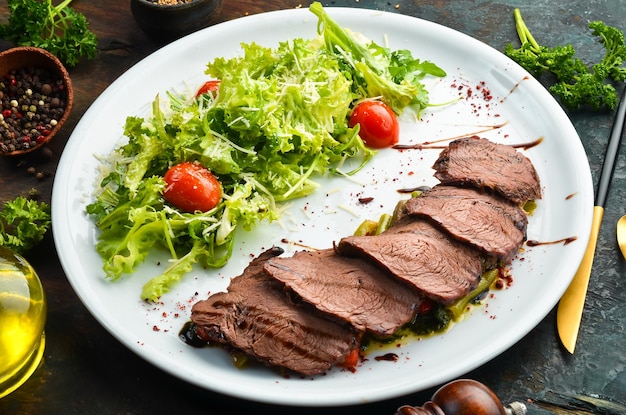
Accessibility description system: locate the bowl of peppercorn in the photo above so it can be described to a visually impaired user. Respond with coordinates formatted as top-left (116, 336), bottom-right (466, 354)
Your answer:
top-left (130, 0), bottom-right (223, 42)
top-left (0, 46), bottom-right (73, 156)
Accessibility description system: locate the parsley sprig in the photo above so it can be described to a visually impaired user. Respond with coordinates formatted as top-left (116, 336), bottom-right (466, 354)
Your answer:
top-left (0, 196), bottom-right (51, 255)
top-left (505, 8), bottom-right (626, 110)
top-left (0, 0), bottom-right (98, 67)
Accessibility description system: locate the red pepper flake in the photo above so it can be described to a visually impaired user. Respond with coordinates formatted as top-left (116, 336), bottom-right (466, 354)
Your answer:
top-left (358, 197), bottom-right (374, 204)
top-left (152, 325), bottom-right (161, 332)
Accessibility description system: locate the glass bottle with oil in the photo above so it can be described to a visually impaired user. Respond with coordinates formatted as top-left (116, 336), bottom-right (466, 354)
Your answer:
top-left (0, 246), bottom-right (46, 399)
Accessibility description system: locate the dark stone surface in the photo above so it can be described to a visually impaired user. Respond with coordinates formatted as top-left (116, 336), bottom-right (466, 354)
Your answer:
top-left (1, 1), bottom-right (624, 414)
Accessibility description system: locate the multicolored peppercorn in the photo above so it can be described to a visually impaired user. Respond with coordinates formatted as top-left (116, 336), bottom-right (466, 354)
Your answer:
top-left (0, 66), bottom-right (67, 154)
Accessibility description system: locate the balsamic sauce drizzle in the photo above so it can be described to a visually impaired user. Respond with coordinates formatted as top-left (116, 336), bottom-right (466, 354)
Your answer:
top-left (526, 236), bottom-right (578, 247)
top-left (392, 127), bottom-right (543, 152)
top-left (393, 122), bottom-right (509, 150)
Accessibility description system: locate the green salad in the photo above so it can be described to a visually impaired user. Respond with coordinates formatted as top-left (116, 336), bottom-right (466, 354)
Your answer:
top-left (86, 2), bottom-right (446, 301)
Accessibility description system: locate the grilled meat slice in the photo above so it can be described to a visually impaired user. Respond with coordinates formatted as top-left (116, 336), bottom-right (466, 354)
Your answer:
top-left (191, 247), bottom-right (360, 376)
top-left (264, 248), bottom-right (423, 336)
top-left (335, 223), bottom-right (483, 305)
top-left (403, 185), bottom-right (527, 262)
top-left (432, 136), bottom-right (542, 203)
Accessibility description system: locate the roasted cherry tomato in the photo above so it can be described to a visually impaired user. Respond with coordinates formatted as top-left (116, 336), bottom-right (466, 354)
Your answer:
top-left (163, 162), bottom-right (222, 213)
top-left (349, 100), bottom-right (399, 148)
top-left (195, 80), bottom-right (221, 98)
top-left (418, 298), bottom-right (435, 315)
top-left (342, 348), bottom-right (360, 372)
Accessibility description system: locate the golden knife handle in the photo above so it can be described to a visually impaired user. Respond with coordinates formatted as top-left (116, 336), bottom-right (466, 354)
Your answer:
top-left (557, 205), bottom-right (604, 354)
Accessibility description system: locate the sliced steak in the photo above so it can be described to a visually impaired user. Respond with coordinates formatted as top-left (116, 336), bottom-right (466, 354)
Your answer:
top-left (403, 185), bottom-right (527, 262)
top-left (335, 226), bottom-right (483, 305)
top-left (385, 215), bottom-right (499, 270)
top-left (191, 247), bottom-right (360, 376)
top-left (432, 136), bottom-right (542, 203)
top-left (263, 248), bottom-right (423, 336)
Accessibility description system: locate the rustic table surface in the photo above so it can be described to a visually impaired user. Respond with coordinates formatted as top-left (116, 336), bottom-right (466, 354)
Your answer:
top-left (1, 1), bottom-right (625, 414)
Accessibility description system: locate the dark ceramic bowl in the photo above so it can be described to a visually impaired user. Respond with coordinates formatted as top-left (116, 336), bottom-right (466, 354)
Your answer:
top-left (130, 0), bottom-right (223, 42)
top-left (0, 46), bottom-right (73, 157)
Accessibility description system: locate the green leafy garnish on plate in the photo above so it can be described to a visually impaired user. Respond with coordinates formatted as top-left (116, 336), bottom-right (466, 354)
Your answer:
top-left (87, 2), bottom-right (446, 302)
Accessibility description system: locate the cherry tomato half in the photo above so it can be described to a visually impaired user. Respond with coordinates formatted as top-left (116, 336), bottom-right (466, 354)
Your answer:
top-left (341, 348), bottom-right (360, 372)
top-left (163, 162), bottom-right (222, 213)
top-left (349, 100), bottom-right (399, 149)
top-left (417, 298), bottom-right (435, 315)
top-left (195, 80), bottom-right (221, 98)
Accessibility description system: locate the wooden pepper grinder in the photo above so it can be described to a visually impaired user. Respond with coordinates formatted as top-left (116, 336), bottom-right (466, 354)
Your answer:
top-left (395, 379), bottom-right (527, 415)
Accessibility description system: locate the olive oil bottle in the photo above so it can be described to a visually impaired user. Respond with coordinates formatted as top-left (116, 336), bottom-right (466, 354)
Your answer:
top-left (0, 246), bottom-right (46, 399)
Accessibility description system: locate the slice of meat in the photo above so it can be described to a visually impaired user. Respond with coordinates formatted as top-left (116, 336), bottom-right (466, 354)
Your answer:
top-left (191, 247), bottom-right (360, 376)
top-left (263, 248), bottom-right (423, 336)
top-left (432, 136), bottom-right (542, 203)
top-left (335, 227), bottom-right (483, 305)
top-left (384, 215), bottom-right (499, 271)
top-left (403, 185), bottom-right (527, 262)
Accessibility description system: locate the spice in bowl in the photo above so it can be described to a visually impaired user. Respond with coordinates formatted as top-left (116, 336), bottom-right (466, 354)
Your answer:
top-left (147, 0), bottom-right (193, 3)
top-left (0, 67), bottom-right (67, 154)
top-left (130, 0), bottom-right (223, 42)
top-left (0, 47), bottom-right (73, 156)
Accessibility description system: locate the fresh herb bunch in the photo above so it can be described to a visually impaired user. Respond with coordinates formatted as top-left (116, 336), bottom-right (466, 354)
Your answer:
top-left (0, 196), bottom-right (51, 255)
top-left (0, 0), bottom-right (98, 67)
top-left (505, 8), bottom-right (626, 110)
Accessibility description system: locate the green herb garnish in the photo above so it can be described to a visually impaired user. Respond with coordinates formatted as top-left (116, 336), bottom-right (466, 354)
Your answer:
top-left (0, 0), bottom-right (98, 67)
top-left (505, 8), bottom-right (626, 110)
top-left (0, 196), bottom-right (51, 255)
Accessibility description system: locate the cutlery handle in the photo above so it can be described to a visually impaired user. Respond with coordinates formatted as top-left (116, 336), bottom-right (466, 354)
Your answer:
top-left (557, 205), bottom-right (604, 353)
top-left (596, 85), bottom-right (626, 207)
top-left (557, 86), bottom-right (626, 353)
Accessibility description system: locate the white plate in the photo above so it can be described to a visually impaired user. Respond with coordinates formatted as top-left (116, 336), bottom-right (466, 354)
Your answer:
top-left (52, 7), bottom-right (593, 407)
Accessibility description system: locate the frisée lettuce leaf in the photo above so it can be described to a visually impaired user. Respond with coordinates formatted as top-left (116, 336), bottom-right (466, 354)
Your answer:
top-left (86, 2), bottom-right (446, 302)
top-left (310, 1), bottom-right (446, 115)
